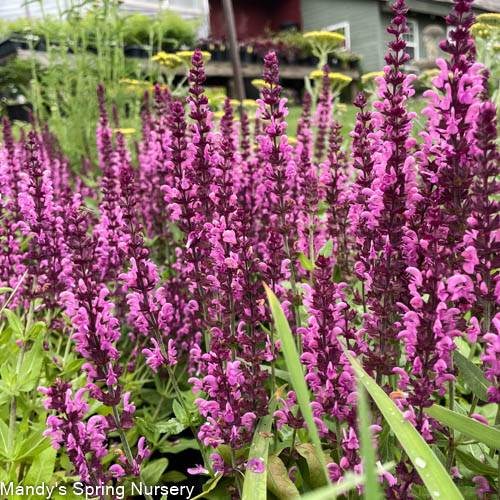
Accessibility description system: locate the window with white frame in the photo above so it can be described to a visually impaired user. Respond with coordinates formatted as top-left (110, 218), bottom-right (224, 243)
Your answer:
top-left (403, 20), bottom-right (419, 61)
top-left (322, 21), bottom-right (351, 51)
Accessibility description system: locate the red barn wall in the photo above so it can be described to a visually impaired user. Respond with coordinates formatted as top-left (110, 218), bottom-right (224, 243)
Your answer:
top-left (209, 0), bottom-right (302, 40)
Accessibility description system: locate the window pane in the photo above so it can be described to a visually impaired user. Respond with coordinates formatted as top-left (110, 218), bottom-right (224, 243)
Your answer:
top-left (169, 0), bottom-right (203, 10)
top-left (403, 22), bottom-right (415, 44)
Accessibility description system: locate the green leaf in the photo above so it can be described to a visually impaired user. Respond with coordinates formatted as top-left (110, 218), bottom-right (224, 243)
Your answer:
top-left (19, 333), bottom-right (44, 392)
top-left (424, 405), bottom-right (500, 451)
top-left (4, 309), bottom-right (24, 337)
top-left (191, 473), bottom-right (223, 500)
top-left (296, 443), bottom-right (332, 488)
top-left (300, 472), bottom-right (364, 499)
top-left (0, 363), bottom-right (17, 395)
top-left (138, 417), bottom-right (186, 438)
top-left (141, 458), bottom-right (168, 486)
top-left (0, 418), bottom-right (10, 458)
top-left (264, 284), bottom-right (330, 485)
top-left (266, 455), bottom-right (300, 500)
top-left (242, 396), bottom-right (278, 500)
top-left (158, 438), bottom-right (199, 454)
top-left (26, 321), bottom-right (47, 341)
top-left (332, 264), bottom-right (342, 283)
top-left (0, 287), bottom-right (13, 294)
top-left (453, 351), bottom-right (490, 401)
top-left (15, 432), bottom-right (50, 460)
top-left (299, 252), bottom-right (314, 272)
top-left (455, 450), bottom-right (498, 477)
top-left (172, 399), bottom-right (188, 425)
top-left (162, 470), bottom-right (188, 482)
top-left (341, 347), bottom-right (464, 500)
top-left (24, 446), bottom-right (57, 489)
top-left (260, 365), bottom-right (291, 383)
top-left (356, 380), bottom-right (383, 500)
top-left (317, 238), bottom-right (333, 258)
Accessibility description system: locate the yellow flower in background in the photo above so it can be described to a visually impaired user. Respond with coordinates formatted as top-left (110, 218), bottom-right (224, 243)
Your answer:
top-left (471, 22), bottom-right (494, 39)
top-left (336, 103), bottom-right (347, 113)
top-left (251, 79), bottom-right (270, 90)
top-left (176, 50), bottom-right (212, 64)
top-left (151, 51), bottom-right (184, 68)
top-left (212, 111), bottom-right (225, 119)
top-left (287, 136), bottom-right (298, 145)
top-left (476, 13), bottom-right (500, 27)
top-left (149, 84), bottom-right (169, 91)
top-left (242, 99), bottom-right (259, 109)
top-left (113, 128), bottom-right (135, 137)
top-left (304, 31), bottom-right (345, 67)
top-left (361, 71), bottom-right (385, 84)
top-left (304, 31), bottom-right (345, 46)
top-left (309, 71), bottom-right (351, 84)
top-left (309, 70), bottom-right (325, 80)
top-left (309, 71), bottom-right (352, 93)
top-left (119, 78), bottom-right (142, 85)
top-left (329, 72), bottom-right (352, 85)
top-left (119, 79), bottom-right (149, 94)
top-left (213, 96), bottom-right (241, 108)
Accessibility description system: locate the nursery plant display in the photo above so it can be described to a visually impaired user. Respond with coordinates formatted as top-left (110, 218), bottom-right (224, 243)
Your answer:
top-left (0, 0), bottom-right (499, 499)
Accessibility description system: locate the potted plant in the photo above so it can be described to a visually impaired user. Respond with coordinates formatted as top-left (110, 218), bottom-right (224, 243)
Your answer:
top-left (123, 13), bottom-right (151, 58)
top-left (239, 41), bottom-right (257, 64)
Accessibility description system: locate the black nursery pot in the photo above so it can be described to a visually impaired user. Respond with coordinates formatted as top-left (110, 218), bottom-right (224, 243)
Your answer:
top-left (6, 103), bottom-right (33, 122)
top-left (124, 44), bottom-right (149, 58)
top-left (10, 33), bottom-right (31, 50)
top-left (327, 54), bottom-right (339, 68)
top-left (0, 34), bottom-right (31, 58)
top-left (240, 48), bottom-right (256, 64)
top-left (307, 55), bottom-right (320, 66)
top-left (35, 36), bottom-right (47, 52)
top-left (212, 47), bottom-right (228, 62)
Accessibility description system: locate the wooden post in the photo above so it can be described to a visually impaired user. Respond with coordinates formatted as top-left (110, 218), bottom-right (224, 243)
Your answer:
top-left (221, 0), bottom-right (245, 115)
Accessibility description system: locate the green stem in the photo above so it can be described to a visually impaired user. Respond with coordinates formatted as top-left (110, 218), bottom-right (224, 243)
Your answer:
top-left (446, 360), bottom-right (456, 471)
top-left (110, 395), bottom-right (154, 500)
top-left (155, 342), bottom-right (209, 469)
top-left (231, 448), bottom-right (243, 497)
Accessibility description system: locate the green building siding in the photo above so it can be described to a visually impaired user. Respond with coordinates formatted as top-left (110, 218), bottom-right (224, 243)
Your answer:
top-left (380, 11), bottom-right (450, 68)
top-left (302, 0), bottom-right (494, 74)
top-left (300, 0), bottom-right (385, 73)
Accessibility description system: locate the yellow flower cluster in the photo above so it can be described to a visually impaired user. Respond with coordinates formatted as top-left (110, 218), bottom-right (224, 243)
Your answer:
top-left (113, 128), bottom-right (135, 137)
top-left (471, 23), bottom-right (491, 39)
top-left (242, 99), bottom-right (259, 109)
top-left (119, 79), bottom-right (149, 94)
top-left (309, 69), bottom-right (352, 90)
top-left (309, 71), bottom-right (352, 85)
top-left (418, 69), bottom-right (439, 80)
top-left (213, 96), bottom-right (241, 107)
top-left (361, 71), bottom-right (385, 84)
top-left (251, 79), bottom-right (271, 90)
top-left (476, 13), bottom-right (500, 27)
top-left (151, 51), bottom-right (184, 68)
top-left (176, 50), bottom-right (212, 63)
top-left (304, 31), bottom-right (345, 45)
top-left (119, 78), bottom-right (143, 86)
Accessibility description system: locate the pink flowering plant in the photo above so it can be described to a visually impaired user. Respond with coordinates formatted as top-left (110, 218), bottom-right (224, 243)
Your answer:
top-left (0, 0), bottom-right (499, 498)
